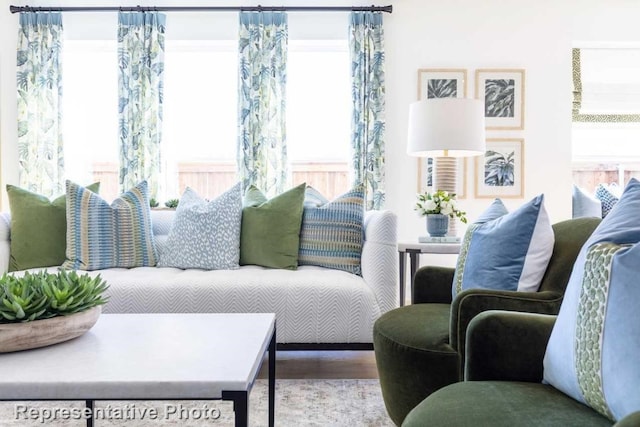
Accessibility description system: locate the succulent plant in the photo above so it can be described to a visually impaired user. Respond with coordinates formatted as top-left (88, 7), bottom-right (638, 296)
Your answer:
top-left (0, 271), bottom-right (109, 323)
top-left (164, 198), bottom-right (179, 209)
top-left (149, 198), bottom-right (159, 208)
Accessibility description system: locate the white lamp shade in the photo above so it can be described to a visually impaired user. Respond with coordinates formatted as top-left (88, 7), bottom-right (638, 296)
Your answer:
top-left (407, 98), bottom-right (486, 157)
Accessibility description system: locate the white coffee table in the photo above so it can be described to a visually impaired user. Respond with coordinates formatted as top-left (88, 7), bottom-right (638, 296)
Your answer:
top-left (0, 313), bottom-right (276, 427)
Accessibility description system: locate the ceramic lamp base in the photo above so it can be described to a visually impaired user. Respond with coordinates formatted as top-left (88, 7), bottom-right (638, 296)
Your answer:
top-left (433, 157), bottom-right (458, 236)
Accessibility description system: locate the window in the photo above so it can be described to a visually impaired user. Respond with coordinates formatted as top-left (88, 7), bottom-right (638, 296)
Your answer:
top-left (572, 46), bottom-right (640, 193)
top-left (287, 40), bottom-right (351, 199)
top-left (62, 36), bottom-right (352, 202)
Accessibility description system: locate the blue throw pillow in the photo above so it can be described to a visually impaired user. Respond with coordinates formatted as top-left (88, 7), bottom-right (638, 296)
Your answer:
top-left (298, 185), bottom-right (364, 275)
top-left (595, 183), bottom-right (619, 218)
top-left (572, 185), bottom-right (602, 218)
top-left (452, 195), bottom-right (554, 298)
top-left (158, 183), bottom-right (242, 270)
top-left (474, 198), bottom-right (509, 223)
top-left (543, 178), bottom-right (640, 422)
top-left (64, 180), bottom-right (157, 270)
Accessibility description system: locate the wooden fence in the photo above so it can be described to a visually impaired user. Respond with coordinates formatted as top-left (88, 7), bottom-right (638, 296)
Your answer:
top-left (572, 163), bottom-right (640, 193)
top-left (92, 161), bottom-right (350, 202)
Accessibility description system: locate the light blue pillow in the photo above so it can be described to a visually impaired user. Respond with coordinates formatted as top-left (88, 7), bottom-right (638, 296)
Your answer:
top-left (158, 183), bottom-right (242, 270)
top-left (572, 185), bottom-right (601, 218)
top-left (64, 180), bottom-right (157, 270)
top-left (299, 185), bottom-right (364, 275)
top-left (543, 178), bottom-right (640, 422)
top-left (595, 183), bottom-right (619, 218)
top-left (304, 186), bottom-right (329, 208)
top-left (475, 198), bottom-right (509, 224)
top-left (452, 195), bottom-right (554, 298)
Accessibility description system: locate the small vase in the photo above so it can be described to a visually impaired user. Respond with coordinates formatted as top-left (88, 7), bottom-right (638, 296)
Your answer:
top-left (426, 214), bottom-right (449, 237)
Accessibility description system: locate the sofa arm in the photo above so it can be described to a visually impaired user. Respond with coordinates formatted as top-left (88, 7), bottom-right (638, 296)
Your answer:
top-left (0, 213), bottom-right (10, 274)
top-left (615, 412), bottom-right (640, 427)
top-left (464, 310), bottom-right (556, 382)
top-left (362, 210), bottom-right (397, 314)
top-left (412, 266), bottom-right (455, 304)
top-left (451, 289), bottom-right (562, 363)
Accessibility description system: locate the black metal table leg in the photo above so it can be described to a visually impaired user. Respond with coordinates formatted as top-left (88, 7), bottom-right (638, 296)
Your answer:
top-left (85, 400), bottom-right (94, 427)
top-left (268, 326), bottom-right (276, 427)
top-left (398, 251), bottom-right (406, 306)
top-left (222, 391), bottom-right (248, 427)
top-left (408, 249), bottom-right (421, 304)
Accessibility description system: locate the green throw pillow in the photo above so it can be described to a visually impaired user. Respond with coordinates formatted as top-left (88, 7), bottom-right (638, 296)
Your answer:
top-left (6, 183), bottom-right (100, 271)
top-left (240, 183), bottom-right (306, 269)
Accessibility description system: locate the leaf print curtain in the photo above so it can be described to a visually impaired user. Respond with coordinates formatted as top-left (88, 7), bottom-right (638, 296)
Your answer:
top-left (237, 12), bottom-right (288, 196)
top-left (349, 12), bottom-right (386, 210)
top-left (16, 12), bottom-right (64, 197)
top-left (118, 12), bottom-right (166, 198)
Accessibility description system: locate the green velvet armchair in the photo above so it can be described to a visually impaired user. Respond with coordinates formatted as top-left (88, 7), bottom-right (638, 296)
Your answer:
top-left (402, 310), bottom-right (640, 426)
top-left (373, 217), bottom-right (601, 426)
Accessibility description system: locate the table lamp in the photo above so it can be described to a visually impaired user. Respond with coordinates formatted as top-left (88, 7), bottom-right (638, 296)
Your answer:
top-left (407, 98), bottom-right (486, 235)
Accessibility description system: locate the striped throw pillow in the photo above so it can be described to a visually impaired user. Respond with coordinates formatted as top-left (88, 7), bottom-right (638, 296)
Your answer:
top-left (64, 180), bottom-right (158, 270)
top-left (299, 185), bottom-right (365, 275)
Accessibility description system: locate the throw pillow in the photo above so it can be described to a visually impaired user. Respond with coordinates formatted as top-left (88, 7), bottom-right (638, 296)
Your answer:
top-left (474, 198), bottom-right (509, 223)
top-left (299, 185), bottom-right (365, 275)
top-left (452, 194), bottom-right (554, 298)
top-left (240, 183), bottom-right (306, 269)
top-left (63, 180), bottom-right (157, 270)
top-left (595, 183), bottom-right (619, 218)
top-left (543, 178), bottom-right (640, 422)
top-left (6, 183), bottom-right (100, 271)
top-left (572, 184), bottom-right (602, 218)
top-left (158, 184), bottom-right (242, 270)
top-left (303, 186), bottom-right (329, 208)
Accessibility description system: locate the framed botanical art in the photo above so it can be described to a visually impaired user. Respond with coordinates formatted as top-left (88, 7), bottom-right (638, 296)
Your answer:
top-left (418, 68), bottom-right (467, 100)
top-left (418, 157), bottom-right (467, 199)
top-left (416, 68), bottom-right (468, 194)
top-left (475, 69), bottom-right (525, 130)
top-left (475, 138), bottom-right (524, 199)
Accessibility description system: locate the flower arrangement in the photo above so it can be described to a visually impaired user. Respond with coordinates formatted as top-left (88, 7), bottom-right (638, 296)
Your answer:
top-left (414, 190), bottom-right (468, 224)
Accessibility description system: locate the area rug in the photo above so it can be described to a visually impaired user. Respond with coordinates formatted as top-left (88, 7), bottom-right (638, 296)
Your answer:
top-left (0, 379), bottom-right (394, 426)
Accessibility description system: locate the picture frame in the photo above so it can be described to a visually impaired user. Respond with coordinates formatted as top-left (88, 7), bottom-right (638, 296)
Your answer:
top-left (418, 157), bottom-right (467, 199)
top-left (418, 68), bottom-right (467, 100)
top-left (474, 138), bottom-right (524, 199)
top-left (475, 69), bottom-right (525, 130)
top-left (417, 68), bottom-right (468, 195)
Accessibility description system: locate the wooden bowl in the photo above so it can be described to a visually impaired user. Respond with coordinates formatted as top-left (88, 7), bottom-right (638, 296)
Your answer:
top-left (0, 306), bottom-right (101, 353)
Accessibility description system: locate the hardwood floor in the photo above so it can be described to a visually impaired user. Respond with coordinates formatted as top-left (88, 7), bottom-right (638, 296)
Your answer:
top-left (258, 350), bottom-right (379, 380)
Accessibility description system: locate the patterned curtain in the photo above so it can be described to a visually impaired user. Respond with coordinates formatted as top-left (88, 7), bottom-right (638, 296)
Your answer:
top-left (118, 12), bottom-right (166, 197)
top-left (349, 12), bottom-right (386, 210)
top-left (16, 12), bottom-right (64, 197)
top-left (237, 12), bottom-right (288, 196)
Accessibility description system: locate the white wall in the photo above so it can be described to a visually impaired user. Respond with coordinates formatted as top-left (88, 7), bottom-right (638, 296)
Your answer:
top-left (2, 0), bottom-right (640, 254)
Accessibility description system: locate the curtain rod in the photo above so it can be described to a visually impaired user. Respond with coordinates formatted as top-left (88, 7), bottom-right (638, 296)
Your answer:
top-left (10, 4), bottom-right (392, 13)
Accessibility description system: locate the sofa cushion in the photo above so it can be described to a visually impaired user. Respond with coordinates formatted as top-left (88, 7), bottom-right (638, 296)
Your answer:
top-left (158, 184), bottom-right (242, 270)
top-left (240, 183), bottom-right (305, 269)
top-left (6, 183), bottom-right (99, 271)
top-left (453, 195), bottom-right (554, 298)
top-left (572, 185), bottom-right (601, 219)
top-left (594, 183), bottom-right (619, 218)
top-left (79, 265), bottom-right (379, 344)
top-left (299, 184), bottom-right (365, 275)
top-left (64, 180), bottom-right (157, 270)
top-left (544, 178), bottom-right (640, 422)
top-left (402, 381), bottom-right (612, 427)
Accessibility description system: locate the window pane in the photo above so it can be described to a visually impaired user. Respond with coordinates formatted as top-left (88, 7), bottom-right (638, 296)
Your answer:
top-left (287, 40), bottom-right (351, 199)
top-left (163, 40), bottom-right (238, 200)
top-left (63, 41), bottom-right (119, 202)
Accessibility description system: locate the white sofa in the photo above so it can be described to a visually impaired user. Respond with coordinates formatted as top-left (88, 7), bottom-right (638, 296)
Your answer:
top-left (0, 209), bottom-right (397, 347)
